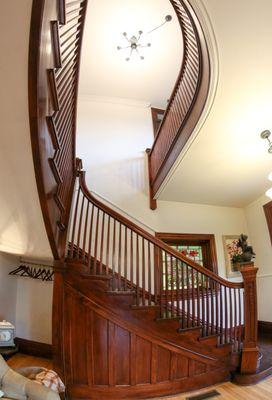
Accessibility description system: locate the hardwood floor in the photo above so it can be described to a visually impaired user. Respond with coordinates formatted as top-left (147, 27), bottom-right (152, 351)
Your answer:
top-left (7, 353), bottom-right (53, 370)
top-left (154, 378), bottom-right (272, 400)
top-left (6, 354), bottom-right (272, 399)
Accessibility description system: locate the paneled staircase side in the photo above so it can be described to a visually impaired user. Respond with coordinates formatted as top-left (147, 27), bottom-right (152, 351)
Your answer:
top-left (29, 0), bottom-right (88, 259)
top-left (52, 161), bottom-right (260, 398)
top-left (56, 267), bottom-right (232, 400)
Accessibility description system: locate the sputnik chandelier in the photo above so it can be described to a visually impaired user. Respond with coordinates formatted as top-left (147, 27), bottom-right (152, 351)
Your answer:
top-left (117, 15), bottom-right (172, 61)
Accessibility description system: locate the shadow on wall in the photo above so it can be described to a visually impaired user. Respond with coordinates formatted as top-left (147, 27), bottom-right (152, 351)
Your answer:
top-left (88, 154), bottom-right (149, 195)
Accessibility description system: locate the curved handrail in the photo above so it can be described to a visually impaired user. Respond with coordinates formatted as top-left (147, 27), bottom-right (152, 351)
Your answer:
top-left (67, 163), bottom-right (246, 348)
top-left (147, 0), bottom-right (210, 200)
top-left (78, 169), bottom-right (243, 290)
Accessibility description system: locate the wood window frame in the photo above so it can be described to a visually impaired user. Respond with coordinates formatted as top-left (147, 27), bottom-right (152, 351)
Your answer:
top-left (263, 201), bottom-right (272, 244)
top-left (155, 232), bottom-right (218, 274)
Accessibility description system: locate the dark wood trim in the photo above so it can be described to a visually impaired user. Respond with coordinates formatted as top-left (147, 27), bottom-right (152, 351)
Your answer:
top-left (155, 232), bottom-right (218, 274)
top-left (50, 20), bottom-right (62, 68)
top-left (46, 116), bottom-right (60, 151)
top-left (47, 69), bottom-right (60, 111)
top-left (151, 107), bottom-right (165, 138)
top-left (14, 337), bottom-right (52, 359)
top-left (49, 158), bottom-right (63, 185)
top-left (263, 201), bottom-right (272, 245)
top-left (57, 0), bottom-right (66, 25)
top-left (258, 320), bottom-right (272, 335)
top-left (146, 149), bottom-right (157, 210)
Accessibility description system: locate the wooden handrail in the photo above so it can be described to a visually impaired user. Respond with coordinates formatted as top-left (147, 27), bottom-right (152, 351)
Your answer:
top-left (147, 0), bottom-right (210, 207)
top-left (78, 168), bottom-right (243, 290)
top-left (66, 161), bottom-right (247, 350)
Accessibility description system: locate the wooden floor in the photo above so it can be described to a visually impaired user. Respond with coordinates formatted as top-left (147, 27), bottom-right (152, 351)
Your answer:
top-left (6, 354), bottom-right (272, 399)
top-left (7, 353), bottom-right (53, 370)
top-left (154, 379), bottom-right (272, 400)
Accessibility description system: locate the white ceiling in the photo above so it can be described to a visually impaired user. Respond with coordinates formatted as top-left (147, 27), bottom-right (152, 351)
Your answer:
top-left (78, 0), bottom-right (183, 108)
top-left (159, 0), bottom-right (272, 207)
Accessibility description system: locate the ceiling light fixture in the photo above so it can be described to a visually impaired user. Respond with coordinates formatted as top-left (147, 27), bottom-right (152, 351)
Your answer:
top-left (260, 130), bottom-right (272, 153)
top-left (117, 15), bottom-right (172, 62)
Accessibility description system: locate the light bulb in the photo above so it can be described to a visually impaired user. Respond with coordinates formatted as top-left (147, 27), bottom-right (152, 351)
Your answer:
top-left (265, 188), bottom-right (272, 199)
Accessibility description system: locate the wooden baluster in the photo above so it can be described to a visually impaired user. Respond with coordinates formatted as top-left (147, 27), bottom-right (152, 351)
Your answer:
top-left (112, 219), bottom-right (116, 290)
top-left (181, 263), bottom-right (185, 329)
top-left (76, 196), bottom-right (85, 258)
top-left (82, 201), bottom-right (89, 262)
top-left (159, 248), bottom-right (163, 318)
top-left (234, 288), bottom-right (237, 351)
top-left (215, 282), bottom-right (219, 335)
top-left (201, 274), bottom-right (205, 336)
top-left (130, 230), bottom-right (133, 290)
top-left (224, 286), bottom-right (228, 344)
top-left (196, 272), bottom-right (200, 326)
top-left (191, 268), bottom-right (195, 327)
top-left (170, 255), bottom-right (174, 317)
top-left (176, 258), bottom-right (180, 318)
top-left (210, 278), bottom-right (214, 335)
top-left (240, 262), bottom-right (259, 374)
top-left (205, 275), bottom-right (210, 335)
top-left (136, 235), bottom-right (140, 306)
top-left (148, 242), bottom-right (152, 306)
top-left (142, 238), bottom-right (146, 306)
top-left (186, 264), bottom-right (190, 328)
top-left (165, 251), bottom-right (169, 318)
top-left (118, 223), bottom-right (122, 291)
top-left (99, 212), bottom-right (105, 275)
top-left (106, 214), bottom-right (110, 275)
top-left (93, 208), bottom-right (100, 275)
top-left (220, 284), bottom-right (223, 344)
top-left (238, 288), bottom-right (242, 351)
top-left (124, 227), bottom-right (128, 291)
top-left (69, 187), bottom-right (80, 258)
top-left (87, 204), bottom-right (94, 271)
top-left (230, 287), bottom-right (233, 344)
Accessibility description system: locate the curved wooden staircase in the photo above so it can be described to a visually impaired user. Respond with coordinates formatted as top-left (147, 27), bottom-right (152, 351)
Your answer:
top-left (51, 163), bottom-right (259, 399)
top-left (28, 0), bottom-right (263, 398)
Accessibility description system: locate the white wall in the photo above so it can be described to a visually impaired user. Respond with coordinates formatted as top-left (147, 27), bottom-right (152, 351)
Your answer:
top-left (0, 252), bottom-right (19, 325)
top-left (77, 97), bottom-right (248, 279)
top-left (245, 195), bottom-right (272, 322)
top-left (0, 1), bottom-right (52, 259)
top-left (15, 278), bottom-right (53, 344)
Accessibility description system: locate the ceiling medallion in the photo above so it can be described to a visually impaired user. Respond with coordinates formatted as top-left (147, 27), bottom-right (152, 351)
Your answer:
top-left (117, 15), bottom-right (172, 61)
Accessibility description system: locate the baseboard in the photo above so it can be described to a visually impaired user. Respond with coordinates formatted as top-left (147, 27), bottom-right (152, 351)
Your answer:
top-left (14, 337), bottom-right (53, 359)
top-left (258, 320), bottom-right (272, 335)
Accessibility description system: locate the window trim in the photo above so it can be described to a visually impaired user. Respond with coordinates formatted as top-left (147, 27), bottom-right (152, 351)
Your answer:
top-left (155, 232), bottom-right (218, 274)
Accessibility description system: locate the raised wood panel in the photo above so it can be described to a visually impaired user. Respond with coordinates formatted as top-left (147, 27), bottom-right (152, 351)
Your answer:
top-left (176, 355), bottom-right (189, 379)
top-left (115, 325), bottom-right (130, 386)
top-left (92, 313), bottom-right (109, 386)
top-left (135, 336), bottom-right (152, 384)
top-left (70, 297), bottom-right (88, 384)
top-left (157, 346), bottom-right (171, 382)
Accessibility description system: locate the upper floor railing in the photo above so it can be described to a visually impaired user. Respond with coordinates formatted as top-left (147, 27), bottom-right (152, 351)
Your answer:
top-left (147, 0), bottom-right (210, 209)
top-left (29, 0), bottom-right (88, 258)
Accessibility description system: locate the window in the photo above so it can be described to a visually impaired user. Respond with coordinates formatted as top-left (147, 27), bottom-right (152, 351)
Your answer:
top-left (155, 233), bottom-right (218, 291)
top-left (156, 233), bottom-right (218, 272)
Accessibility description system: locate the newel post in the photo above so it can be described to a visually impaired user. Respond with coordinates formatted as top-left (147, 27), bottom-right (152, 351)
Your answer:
top-left (240, 262), bottom-right (259, 374)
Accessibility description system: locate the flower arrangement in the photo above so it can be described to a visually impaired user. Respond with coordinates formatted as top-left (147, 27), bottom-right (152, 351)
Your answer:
top-left (226, 239), bottom-right (243, 265)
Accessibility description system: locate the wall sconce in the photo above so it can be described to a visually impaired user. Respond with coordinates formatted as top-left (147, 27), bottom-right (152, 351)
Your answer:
top-left (260, 130), bottom-right (272, 153)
